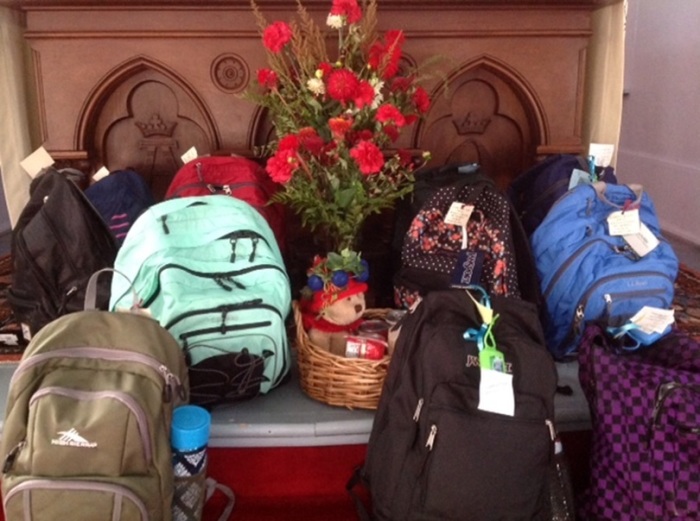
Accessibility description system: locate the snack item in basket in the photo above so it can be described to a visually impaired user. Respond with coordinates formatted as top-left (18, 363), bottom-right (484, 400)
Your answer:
top-left (345, 335), bottom-right (387, 360)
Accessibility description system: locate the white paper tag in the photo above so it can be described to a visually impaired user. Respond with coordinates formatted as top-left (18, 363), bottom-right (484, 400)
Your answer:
top-left (607, 208), bottom-right (640, 236)
top-left (0, 334), bottom-right (19, 346)
top-left (623, 223), bottom-right (660, 257)
top-left (21, 323), bottom-right (32, 342)
top-left (479, 369), bottom-right (515, 416)
top-left (444, 202), bottom-right (474, 227)
top-left (568, 168), bottom-right (592, 190)
top-left (20, 146), bottom-right (55, 178)
top-left (181, 146), bottom-right (199, 164)
top-left (92, 166), bottom-right (110, 183)
top-left (629, 306), bottom-right (675, 335)
top-left (588, 143), bottom-right (615, 168)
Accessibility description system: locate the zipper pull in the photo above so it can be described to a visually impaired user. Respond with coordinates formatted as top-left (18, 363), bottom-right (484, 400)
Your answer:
top-left (249, 237), bottom-right (259, 262)
top-left (223, 184), bottom-right (232, 195)
top-left (412, 398), bottom-right (424, 422)
top-left (230, 238), bottom-right (237, 262)
top-left (425, 425), bottom-right (437, 451)
top-left (161, 215), bottom-right (170, 234)
top-left (3, 441), bottom-right (26, 473)
top-left (604, 294), bottom-right (612, 315)
top-left (158, 365), bottom-right (183, 403)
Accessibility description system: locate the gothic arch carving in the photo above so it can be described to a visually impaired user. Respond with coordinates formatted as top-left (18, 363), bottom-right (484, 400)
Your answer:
top-left (415, 54), bottom-right (548, 190)
top-left (76, 55), bottom-right (221, 199)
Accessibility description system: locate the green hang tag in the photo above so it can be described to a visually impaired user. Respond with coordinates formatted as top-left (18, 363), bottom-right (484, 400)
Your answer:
top-left (479, 347), bottom-right (505, 373)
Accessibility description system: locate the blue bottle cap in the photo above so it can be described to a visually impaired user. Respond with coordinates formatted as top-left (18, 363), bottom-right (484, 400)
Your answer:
top-left (171, 405), bottom-right (211, 451)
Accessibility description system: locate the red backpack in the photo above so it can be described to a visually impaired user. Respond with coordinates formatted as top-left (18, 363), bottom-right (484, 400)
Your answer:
top-left (166, 156), bottom-right (286, 254)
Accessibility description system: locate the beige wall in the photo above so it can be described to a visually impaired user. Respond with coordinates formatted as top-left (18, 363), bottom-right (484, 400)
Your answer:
top-left (617, 0), bottom-right (700, 245)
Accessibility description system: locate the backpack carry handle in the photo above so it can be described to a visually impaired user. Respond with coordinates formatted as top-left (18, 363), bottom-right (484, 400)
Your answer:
top-left (85, 268), bottom-right (140, 311)
top-left (593, 182), bottom-right (644, 209)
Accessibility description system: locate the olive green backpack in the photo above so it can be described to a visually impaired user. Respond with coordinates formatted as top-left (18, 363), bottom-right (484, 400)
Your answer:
top-left (0, 272), bottom-right (189, 521)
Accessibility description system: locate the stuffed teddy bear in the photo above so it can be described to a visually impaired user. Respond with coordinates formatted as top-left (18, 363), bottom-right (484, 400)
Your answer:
top-left (300, 250), bottom-right (372, 356)
top-left (301, 278), bottom-right (368, 356)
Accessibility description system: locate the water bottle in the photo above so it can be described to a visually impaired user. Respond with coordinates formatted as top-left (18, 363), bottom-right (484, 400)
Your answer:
top-left (171, 405), bottom-right (211, 521)
top-left (548, 436), bottom-right (576, 521)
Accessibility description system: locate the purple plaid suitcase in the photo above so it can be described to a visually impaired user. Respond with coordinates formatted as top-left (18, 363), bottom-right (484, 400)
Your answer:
top-left (578, 323), bottom-right (700, 521)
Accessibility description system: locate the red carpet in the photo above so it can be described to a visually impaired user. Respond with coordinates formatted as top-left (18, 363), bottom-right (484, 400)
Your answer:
top-left (203, 444), bottom-right (369, 521)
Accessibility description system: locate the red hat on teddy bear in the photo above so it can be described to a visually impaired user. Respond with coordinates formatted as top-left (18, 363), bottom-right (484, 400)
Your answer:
top-left (306, 278), bottom-right (368, 314)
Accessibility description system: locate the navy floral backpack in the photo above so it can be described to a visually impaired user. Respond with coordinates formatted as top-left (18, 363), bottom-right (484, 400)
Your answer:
top-left (393, 164), bottom-right (540, 308)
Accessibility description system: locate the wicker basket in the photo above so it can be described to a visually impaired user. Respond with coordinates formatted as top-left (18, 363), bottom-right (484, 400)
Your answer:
top-left (293, 301), bottom-right (391, 410)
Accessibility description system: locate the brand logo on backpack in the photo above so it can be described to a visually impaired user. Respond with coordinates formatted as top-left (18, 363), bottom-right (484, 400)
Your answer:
top-left (466, 354), bottom-right (513, 374)
top-left (51, 428), bottom-right (97, 448)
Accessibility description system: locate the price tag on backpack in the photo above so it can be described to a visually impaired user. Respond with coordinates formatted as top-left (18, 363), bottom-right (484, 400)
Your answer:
top-left (20, 146), bottom-right (54, 179)
top-left (450, 250), bottom-right (484, 288)
top-left (629, 306), bottom-right (675, 335)
top-left (478, 367), bottom-right (514, 416)
top-left (181, 146), bottom-right (199, 164)
top-left (623, 222), bottom-right (660, 257)
top-left (92, 166), bottom-right (110, 183)
top-left (444, 202), bottom-right (474, 227)
top-left (607, 208), bottom-right (640, 236)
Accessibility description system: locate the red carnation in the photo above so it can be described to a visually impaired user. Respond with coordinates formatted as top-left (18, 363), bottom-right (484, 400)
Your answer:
top-left (298, 127), bottom-right (325, 156)
top-left (318, 62), bottom-right (334, 77)
top-left (412, 86), bottom-right (431, 114)
top-left (354, 80), bottom-right (375, 109)
top-left (257, 68), bottom-right (278, 90)
top-left (376, 104), bottom-right (407, 128)
top-left (330, 0), bottom-right (362, 24)
top-left (383, 124), bottom-right (399, 142)
top-left (278, 134), bottom-right (300, 152)
top-left (350, 140), bottom-right (385, 175)
top-left (329, 116), bottom-right (353, 141)
top-left (263, 21), bottom-right (293, 53)
top-left (266, 148), bottom-right (298, 184)
top-left (397, 149), bottom-right (414, 167)
top-left (327, 69), bottom-right (360, 105)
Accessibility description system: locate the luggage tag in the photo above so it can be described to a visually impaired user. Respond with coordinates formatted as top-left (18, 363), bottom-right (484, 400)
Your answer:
top-left (445, 202), bottom-right (484, 288)
top-left (607, 206), bottom-right (640, 236)
top-left (623, 222), bottom-right (660, 257)
top-left (461, 289), bottom-right (514, 415)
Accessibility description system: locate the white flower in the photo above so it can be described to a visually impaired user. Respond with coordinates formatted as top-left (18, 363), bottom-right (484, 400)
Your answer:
top-left (326, 14), bottom-right (345, 29)
top-left (306, 77), bottom-right (326, 95)
top-left (370, 77), bottom-right (385, 109)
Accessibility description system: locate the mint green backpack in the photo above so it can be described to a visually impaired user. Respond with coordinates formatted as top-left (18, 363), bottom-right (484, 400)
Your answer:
top-left (110, 195), bottom-right (291, 408)
top-left (1, 275), bottom-right (189, 521)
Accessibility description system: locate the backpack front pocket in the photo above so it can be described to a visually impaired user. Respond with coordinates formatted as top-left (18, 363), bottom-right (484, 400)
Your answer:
top-left (3, 479), bottom-right (149, 521)
top-left (18, 386), bottom-right (152, 477)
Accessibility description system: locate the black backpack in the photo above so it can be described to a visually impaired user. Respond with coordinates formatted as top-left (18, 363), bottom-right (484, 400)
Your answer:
top-left (350, 288), bottom-right (558, 520)
top-left (506, 154), bottom-right (617, 237)
top-left (393, 164), bottom-right (541, 309)
top-left (7, 167), bottom-right (118, 340)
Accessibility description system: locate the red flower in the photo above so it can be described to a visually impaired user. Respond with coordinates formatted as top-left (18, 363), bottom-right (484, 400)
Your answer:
top-left (390, 77), bottom-right (412, 93)
top-left (350, 140), bottom-right (385, 175)
top-left (266, 148), bottom-right (298, 184)
top-left (353, 80), bottom-right (375, 109)
top-left (318, 62), bottom-right (334, 77)
top-left (263, 21), bottom-right (293, 53)
top-left (383, 124), bottom-right (399, 142)
top-left (298, 127), bottom-right (325, 156)
top-left (412, 86), bottom-right (431, 114)
top-left (329, 116), bottom-right (353, 141)
top-left (257, 68), bottom-right (279, 89)
top-left (368, 30), bottom-right (405, 80)
top-left (330, 0), bottom-right (362, 24)
top-left (278, 134), bottom-right (300, 152)
top-left (327, 69), bottom-right (359, 104)
top-left (376, 104), bottom-right (407, 128)
top-left (397, 149), bottom-right (414, 167)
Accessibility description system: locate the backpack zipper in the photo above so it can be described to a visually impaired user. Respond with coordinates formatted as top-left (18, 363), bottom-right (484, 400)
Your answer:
top-left (164, 299), bottom-right (280, 330)
top-left (3, 479), bottom-right (149, 520)
top-left (9, 347), bottom-right (185, 403)
top-left (141, 264), bottom-right (286, 308)
top-left (650, 382), bottom-right (700, 443)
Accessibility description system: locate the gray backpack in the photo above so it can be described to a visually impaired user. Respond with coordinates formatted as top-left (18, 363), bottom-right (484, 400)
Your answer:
top-left (1, 274), bottom-right (189, 521)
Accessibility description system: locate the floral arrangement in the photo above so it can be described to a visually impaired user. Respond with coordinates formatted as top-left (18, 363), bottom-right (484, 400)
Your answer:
top-left (247, 0), bottom-right (432, 251)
